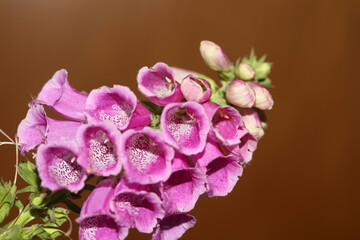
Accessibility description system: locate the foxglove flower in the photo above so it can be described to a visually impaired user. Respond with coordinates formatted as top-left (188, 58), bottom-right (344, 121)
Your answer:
top-left (77, 122), bottom-right (122, 176)
top-left (171, 67), bottom-right (200, 83)
top-left (17, 104), bottom-right (81, 154)
top-left (152, 213), bottom-right (196, 240)
top-left (36, 142), bottom-right (87, 192)
top-left (31, 69), bottom-right (88, 122)
top-left (120, 127), bottom-right (174, 184)
top-left (225, 133), bottom-right (257, 163)
top-left (248, 82), bottom-right (274, 110)
top-left (237, 62), bottom-right (255, 80)
top-left (200, 40), bottom-right (232, 72)
top-left (77, 179), bottom-right (129, 240)
top-left (160, 152), bottom-right (207, 213)
top-left (240, 108), bottom-right (264, 140)
top-left (226, 80), bottom-right (256, 108)
top-left (180, 75), bottom-right (211, 103)
top-left (126, 102), bottom-right (152, 130)
top-left (85, 85), bottom-right (137, 131)
top-left (137, 62), bottom-right (183, 106)
top-left (161, 102), bottom-right (210, 155)
top-left (110, 179), bottom-right (165, 233)
top-left (194, 141), bottom-right (243, 197)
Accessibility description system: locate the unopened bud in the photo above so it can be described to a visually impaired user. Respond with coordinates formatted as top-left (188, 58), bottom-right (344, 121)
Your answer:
top-left (237, 63), bottom-right (255, 80)
top-left (200, 40), bottom-right (232, 72)
top-left (226, 80), bottom-right (255, 108)
top-left (240, 108), bottom-right (264, 140)
top-left (247, 82), bottom-right (274, 110)
top-left (255, 62), bottom-right (271, 79)
top-left (180, 75), bottom-right (212, 103)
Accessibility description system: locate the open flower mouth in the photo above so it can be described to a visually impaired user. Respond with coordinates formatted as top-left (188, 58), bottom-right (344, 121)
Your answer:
top-left (166, 107), bottom-right (198, 144)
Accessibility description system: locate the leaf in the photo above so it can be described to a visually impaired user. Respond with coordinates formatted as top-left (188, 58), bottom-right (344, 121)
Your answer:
top-left (2, 224), bottom-right (21, 240)
top-left (14, 199), bottom-right (24, 213)
top-left (48, 207), bottom-right (70, 226)
top-left (17, 185), bottom-right (38, 194)
top-left (18, 161), bottom-right (41, 188)
top-left (0, 182), bottom-right (17, 224)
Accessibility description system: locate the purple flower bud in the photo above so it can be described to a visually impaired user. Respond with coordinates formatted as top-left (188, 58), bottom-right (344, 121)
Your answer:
top-left (77, 122), bottom-right (122, 176)
top-left (170, 67), bottom-right (200, 83)
top-left (36, 142), bottom-right (87, 192)
top-left (85, 85), bottom-right (137, 131)
top-left (200, 40), bottom-right (232, 72)
top-left (137, 62), bottom-right (183, 106)
top-left (194, 141), bottom-right (243, 197)
top-left (31, 69), bottom-right (88, 122)
top-left (120, 127), bottom-right (174, 184)
top-left (237, 62), bottom-right (255, 80)
top-left (151, 213), bottom-right (196, 240)
top-left (226, 80), bottom-right (256, 108)
top-left (110, 179), bottom-right (165, 233)
top-left (161, 102), bottom-right (210, 155)
top-left (240, 108), bottom-right (264, 140)
top-left (180, 75), bottom-right (212, 103)
top-left (247, 82), bottom-right (274, 110)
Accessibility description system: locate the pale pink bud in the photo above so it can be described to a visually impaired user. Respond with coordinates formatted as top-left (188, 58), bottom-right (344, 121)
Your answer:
top-left (240, 108), bottom-right (264, 140)
top-left (237, 63), bottom-right (255, 80)
top-left (200, 40), bottom-right (232, 72)
top-left (180, 75), bottom-right (212, 103)
top-left (226, 80), bottom-right (255, 108)
top-left (247, 82), bottom-right (274, 110)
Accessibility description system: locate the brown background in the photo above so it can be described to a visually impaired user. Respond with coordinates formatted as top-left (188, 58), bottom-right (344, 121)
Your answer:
top-left (0, 0), bottom-right (359, 239)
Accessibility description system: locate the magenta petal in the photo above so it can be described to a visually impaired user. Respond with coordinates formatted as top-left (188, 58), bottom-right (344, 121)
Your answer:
top-left (36, 142), bottom-right (87, 192)
top-left (120, 127), bottom-right (174, 184)
top-left (151, 213), bottom-right (196, 240)
top-left (85, 85), bottom-right (137, 131)
top-left (170, 66), bottom-right (201, 83)
top-left (161, 102), bottom-right (210, 155)
top-left (31, 69), bottom-right (88, 122)
top-left (171, 152), bottom-right (191, 172)
top-left (126, 101), bottom-right (152, 130)
top-left (180, 75), bottom-right (212, 103)
top-left (46, 118), bottom-right (81, 143)
top-left (77, 122), bottom-right (122, 176)
top-left (226, 133), bottom-right (258, 163)
top-left (137, 62), bottom-right (183, 106)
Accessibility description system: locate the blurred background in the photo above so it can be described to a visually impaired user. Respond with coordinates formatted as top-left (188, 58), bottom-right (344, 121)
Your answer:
top-left (0, 0), bottom-right (359, 239)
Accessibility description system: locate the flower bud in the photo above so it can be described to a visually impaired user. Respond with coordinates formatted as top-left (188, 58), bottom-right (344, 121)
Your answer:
top-left (247, 82), bottom-right (274, 110)
top-left (237, 63), bottom-right (255, 80)
top-left (255, 62), bottom-right (271, 79)
top-left (200, 40), bottom-right (232, 72)
top-left (180, 75), bottom-right (211, 103)
top-left (225, 80), bottom-right (256, 108)
top-left (240, 108), bottom-right (264, 140)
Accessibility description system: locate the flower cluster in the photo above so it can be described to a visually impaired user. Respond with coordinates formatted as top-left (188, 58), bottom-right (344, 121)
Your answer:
top-left (16, 40), bottom-right (274, 240)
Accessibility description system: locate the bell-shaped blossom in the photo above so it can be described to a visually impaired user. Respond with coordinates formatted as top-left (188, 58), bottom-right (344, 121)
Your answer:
top-left (161, 102), bottom-right (210, 155)
top-left (171, 67), bottom-right (200, 83)
top-left (36, 142), bottom-right (87, 192)
top-left (17, 104), bottom-right (81, 154)
top-left (226, 80), bottom-right (256, 108)
top-left (126, 102), bottom-right (152, 130)
top-left (30, 69), bottom-right (88, 122)
top-left (160, 152), bottom-right (207, 213)
top-left (85, 85), bottom-right (137, 131)
top-left (151, 213), bottom-right (196, 240)
top-left (225, 133), bottom-right (258, 163)
top-left (194, 141), bottom-right (243, 197)
top-left (110, 179), bottom-right (165, 233)
top-left (180, 75), bottom-right (211, 103)
top-left (248, 82), bottom-right (274, 110)
top-left (77, 179), bottom-right (129, 240)
top-left (137, 62), bottom-right (183, 106)
top-left (200, 40), bottom-right (232, 72)
top-left (77, 122), bottom-right (122, 176)
top-left (120, 127), bottom-right (174, 184)
top-left (237, 62), bottom-right (255, 80)
top-left (240, 108), bottom-right (264, 140)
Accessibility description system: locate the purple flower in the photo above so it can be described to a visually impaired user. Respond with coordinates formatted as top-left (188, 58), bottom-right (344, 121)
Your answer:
top-left (77, 122), bottom-right (122, 176)
top-left (160, 152), bottom-right (207, 213)
top-left (240, 108), bottom-right (264, 140)
top-left (180, 75), bottom-right (212, 103)
top-left (120, 127), bottom-right (174, 184)
top-left (151, 213), bottom-right (196, 240)
top-left (161, 102), bottom-right (210, 155)
top-left (170, 67), bottom-right (200, 83)
top-left (17, 104), bottom-right (81, 154)
top-left (126, 102), bottom-right (153, 130)
top-left (110, 179), bottom-right (165, 233)
top-left (31, 69), bottom-right (88, 122)
top-left (85, 85), bottom-right (137, 131)
top-left (225, 133), bottom-right (258, 164)
top-left (194, 141), bottom-right (243, 197)
top-left (36, 142), bottom-right (87, 192)
top-left (137, 62), bottom-right (183, 106)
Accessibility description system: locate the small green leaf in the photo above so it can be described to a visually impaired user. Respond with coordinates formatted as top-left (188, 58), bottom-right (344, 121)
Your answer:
top-left (0, 182), bottom-right (16, 224)
top-left (17, 185), bottom-right (38, 194)
top-left (18, 161), bottom-right (41, 188)
top-left (14, 199), bottom-right (24, 213)
top-left (2, 224), bottom-right (21, 240)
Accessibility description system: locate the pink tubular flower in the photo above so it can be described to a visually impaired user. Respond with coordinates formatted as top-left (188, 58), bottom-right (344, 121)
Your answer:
top-left (126, 102), bottom-right (152, 130)
top-left (151, 213), bottom-right (196, 240)
top-left (84, 85), bottom-right (137, 131)
top-left (247, 82), bottom-right (274, 110)
top-left (110, 179), bottom-right (165, 233)
top-left (137, 62), bottom-right (183, 106)
top-left (200, 40), bottom-right (232, 72)
top-left (161, 102), bottom-right (210, 155)
top-left (77, 122), bottom-right (122, 176)
top-left (180, 75), bottom-right (212, 103)
top-left (225, 133), bottom-right (258, 164)
top-left (170, 67), bottom-right (200, 83)
top-left (194, 141), bottom-right (243, 197)
top-left (17, 104), bottom-right (81, 154)
top-left (120, 127), bottom-right (174, 184)
top-left (226, 80), bottom-right (256, 108)
top-left (36, 142), bottom-right (87, 193)
top-left (31, 69), bottom-right (88, 122)
top-left (240, 108), bottom-right (264, 140)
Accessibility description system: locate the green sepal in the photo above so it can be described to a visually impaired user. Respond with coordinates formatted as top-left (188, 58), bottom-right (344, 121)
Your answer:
top-left (48, 206), bottom-right (70, 226)
top-left (18, 161), bottom-right (41, 189)
top-left (0, 181), bottom-right (17, 224)
top-left (255, 77), bottom-right (273, 87)
top-left (218, 66), bottom-right (235, 81)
